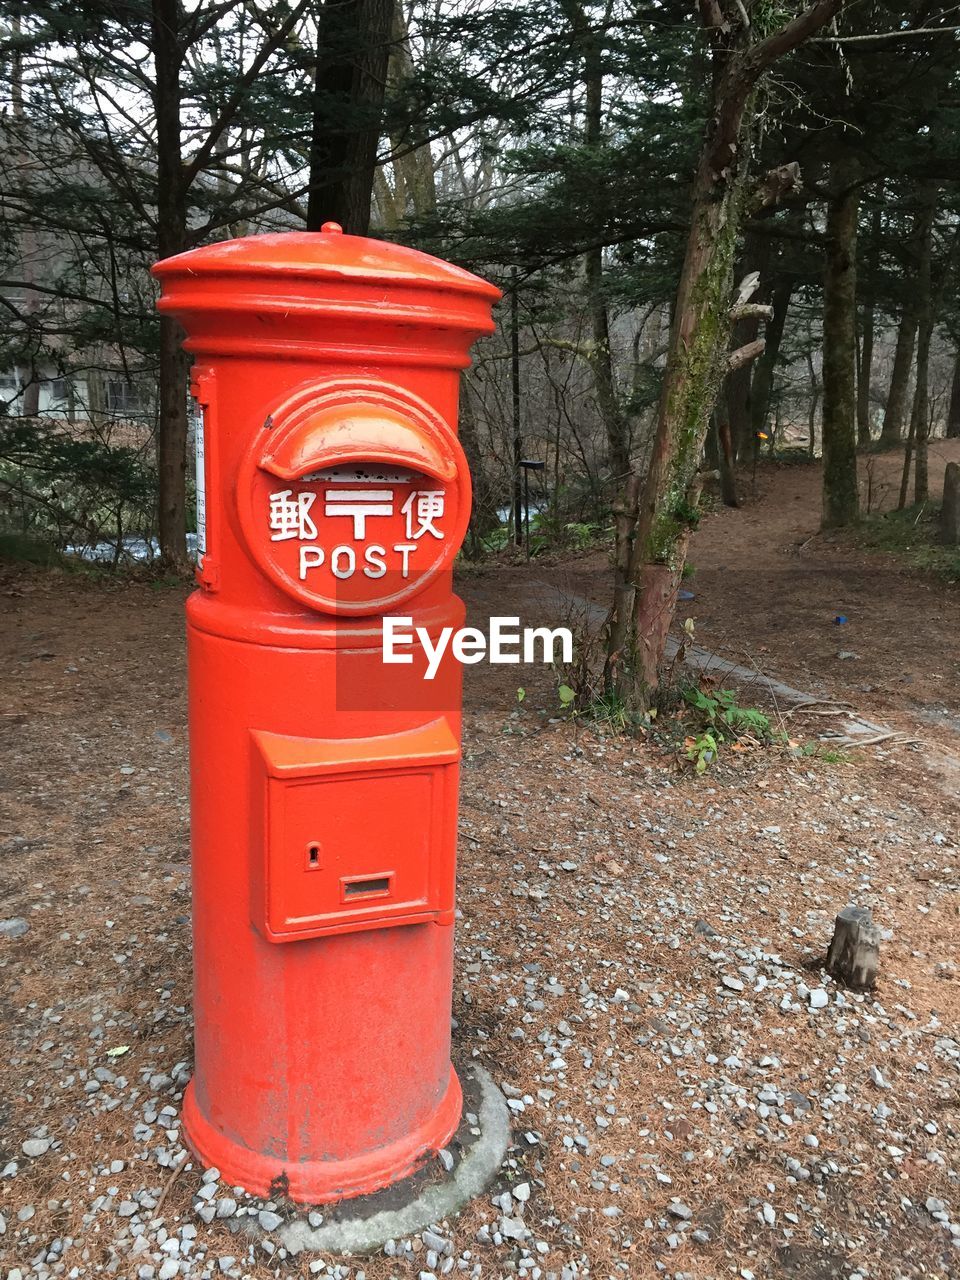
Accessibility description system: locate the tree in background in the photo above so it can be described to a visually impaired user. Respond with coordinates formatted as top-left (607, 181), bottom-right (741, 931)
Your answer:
top-left (2, 0), bottom-right (960, 716)
top-left (605, 0), bottom-right (844, 710)
top-left (2, 0), bottom-right (314, 565)
top-left (306, 0), bottom-right (393, 233)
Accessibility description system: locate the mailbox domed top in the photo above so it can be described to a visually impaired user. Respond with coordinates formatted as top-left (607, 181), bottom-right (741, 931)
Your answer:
top-left (152, 225), bottom-right (500, 364)
top-left (154, 224), bottom-right (500, 302)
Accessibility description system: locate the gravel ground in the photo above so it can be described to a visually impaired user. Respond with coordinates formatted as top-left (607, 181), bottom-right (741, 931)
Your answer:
top-left (1, 563), bottom-right (959, 1280)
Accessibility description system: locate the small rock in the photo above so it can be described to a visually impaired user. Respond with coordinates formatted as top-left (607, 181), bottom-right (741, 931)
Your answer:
top-left (668, 1202), bottom-right (692, 1221)
top-left (501, 1217), bottom-right (529, 1241)
top-left (422, 1230), bottom-right (451, 1255)
top-left (808, 989), bottom-right (829, 1010)
top-left (259, 1209), bottom-right (283, 1232)
top-left (22, 1138), bottom-right (51, 1158)
top-left (0, 918), bottom-right (29, 940)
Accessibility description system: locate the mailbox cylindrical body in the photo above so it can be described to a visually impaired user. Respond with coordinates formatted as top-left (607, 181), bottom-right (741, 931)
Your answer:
top-left (153, 227), bottom-right (499, 1202)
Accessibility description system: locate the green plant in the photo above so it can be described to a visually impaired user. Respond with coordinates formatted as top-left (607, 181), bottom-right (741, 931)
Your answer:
top-left (0, 419), bottom-right (156, 561)
top-left (683, 686), bottom-right (773, 738)
top-left (679, 684), bottom-right (775, 773)
top-left (480, 523), bottom-right (511, 554)
top-left (562, 521), bottom-right (602, 551)
top-left (557, 683), bottom-right (576, 709)
top-left (586, 689), bottom-right (633, 732)
top-left (684, 729), bottom-right (720, 774)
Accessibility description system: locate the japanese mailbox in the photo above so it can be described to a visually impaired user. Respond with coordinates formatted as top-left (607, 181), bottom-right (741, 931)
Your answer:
top-left (152, 224), bottom-right (499, 1203)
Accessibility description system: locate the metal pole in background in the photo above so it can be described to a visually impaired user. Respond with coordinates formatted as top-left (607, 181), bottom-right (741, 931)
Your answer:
top-left (511, 271), bottom-right (523, 547)
top-left (524, 464), bottom-right (530, 558)
top-left (519, 459), bottom-right (544, 562)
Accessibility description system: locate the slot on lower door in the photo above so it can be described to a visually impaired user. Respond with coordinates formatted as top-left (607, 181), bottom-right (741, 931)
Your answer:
top-left (342, 874), bottom-right (392, 900)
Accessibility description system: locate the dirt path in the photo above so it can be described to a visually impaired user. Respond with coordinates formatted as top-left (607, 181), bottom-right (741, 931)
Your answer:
top-left (547, 442), bottom-right (960, 772)
top-left (1, 454), bottom-right (959, 1280)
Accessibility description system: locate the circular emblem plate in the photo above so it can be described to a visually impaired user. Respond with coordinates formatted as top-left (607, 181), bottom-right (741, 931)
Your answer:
top-left (236, 379), bottom-right (470, 616)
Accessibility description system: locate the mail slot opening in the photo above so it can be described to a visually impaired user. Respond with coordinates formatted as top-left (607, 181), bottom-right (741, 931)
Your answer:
top-left (343, 875), bottom-right (392, 899)
top-left (307, 843), bottom-right (321, 867)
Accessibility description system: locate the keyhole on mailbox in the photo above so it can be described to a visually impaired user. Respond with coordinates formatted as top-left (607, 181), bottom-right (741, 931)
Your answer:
top-left (307, 842), bottom-right (321, 869)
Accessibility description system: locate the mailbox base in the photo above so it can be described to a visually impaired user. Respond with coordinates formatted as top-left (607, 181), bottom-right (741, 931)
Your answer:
top-left (182, 1066), bottom-right (462, 1203)
top-left (247, 1063), bottom-right (511, 1257)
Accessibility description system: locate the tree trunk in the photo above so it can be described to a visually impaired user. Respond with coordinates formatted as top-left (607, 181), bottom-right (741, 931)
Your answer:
top-left (856, 304), bottom-right (874, 447)
top-left (590, 242), bottom-right (640, 666)
top-left (913, 318), bottom-right (932, 504)
top-left (898, 411), bottom-right (916, 511)
top-left (879, 197), bottom-right (932, 449)
top-left (510, 278), bottom-right (523, 546)
top-left (606, 0), bottom-right (843, 709)
top-left (856, 195), bottom-right (881, 447)
top-left (911, 187), bottom-right (938, 505)
top-left (568, 1), bottom-right (629, 484)
top-left (586, 250), bottom-right (629, 485)
top-left (805, 334), bottom-right (819, 458)
top-left (458, 378), bottom-right (499, 557)
top-left (152, 0), bottom-right (190, 571)
top-left (624, 177), bottom-right (747, 696)
top-left (821, 158), bottom-right (859, 530)
top-left (567, 0), bottom-right (641, 681)
top-left (749, 277), bottom-right (792, 446)
top-left (941, 461), bottom-right (960, 544)
top-left (880, 310), bottom-right (917, 447)
top-left (726, 236), bottom-right (769, 459)
top-left (718, 418), bottom-right (739, 507)
top-left (18, 368), bottom-right (40, 417)
top-left (946, 351), bottom-right (960, 438)
top-left (385, 3), bottom-right (437, 222)
top-left (306, 0), bottom-right (392, 235)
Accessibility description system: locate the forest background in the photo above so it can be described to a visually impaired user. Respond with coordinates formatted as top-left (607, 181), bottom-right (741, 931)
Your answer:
top-left (2, 0), bottom-right (960, 708)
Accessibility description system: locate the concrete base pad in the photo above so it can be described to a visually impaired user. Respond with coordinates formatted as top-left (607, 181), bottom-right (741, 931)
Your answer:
top-left (275, 1064), bottom-right (509, 1256)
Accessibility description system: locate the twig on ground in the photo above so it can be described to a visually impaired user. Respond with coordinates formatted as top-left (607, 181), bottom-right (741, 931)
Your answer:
top-left (797, 532), bottom-right (821, 556)
top-left (827, 731), bottom-right (922, 749)
top-left (154, 1152), bottom-right (189, 1217)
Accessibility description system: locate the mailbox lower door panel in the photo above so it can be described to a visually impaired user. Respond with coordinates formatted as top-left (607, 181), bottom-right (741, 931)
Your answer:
top-left (185, 619), bottom-right (463, 1201)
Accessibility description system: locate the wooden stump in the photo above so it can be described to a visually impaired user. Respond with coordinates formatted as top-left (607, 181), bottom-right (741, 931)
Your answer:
top-left (826, 904), bottom-right (880, 989)
top-left (941, 461), bottom-right (960, 546)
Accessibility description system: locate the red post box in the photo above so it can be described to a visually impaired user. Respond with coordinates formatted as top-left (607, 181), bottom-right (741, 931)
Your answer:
top-left (152, 224), bottom-right (500, 1203)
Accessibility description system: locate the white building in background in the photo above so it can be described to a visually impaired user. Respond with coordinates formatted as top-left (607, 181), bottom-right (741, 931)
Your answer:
top-left (0, 366), bottom-right (150, 423)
